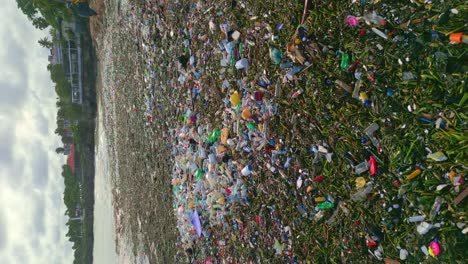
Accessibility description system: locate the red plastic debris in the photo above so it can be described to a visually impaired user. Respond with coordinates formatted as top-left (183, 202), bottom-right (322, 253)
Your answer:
top-left (314, 175), bottom-right (325, 183)
top-left (369, 155), bottom-right (377, 176)
top-left (255, 216), bottom-right (261, 224)
top-left (366, 240), bottom-right (378, 247)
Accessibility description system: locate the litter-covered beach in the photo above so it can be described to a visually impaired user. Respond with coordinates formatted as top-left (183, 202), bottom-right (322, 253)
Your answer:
top-left (91, 0), bottom-right (467, 263)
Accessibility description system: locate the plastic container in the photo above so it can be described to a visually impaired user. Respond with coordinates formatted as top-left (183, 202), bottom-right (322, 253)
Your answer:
top-left (317, 201), bottom-right (334, 209)
top-left (355, 162), bottom-right (369, 174)
top-left (449, 32), bottom-right (467, 44)
top-left (235, 58), bottom-right (249, 69)
top-left (269, 48), bottom-right (283, 64)
top-left (364, 11), bottom-right (386, 26)
top-left (406, 168), bottom-right (421, 180)
top-left (369, 156), bottom-right (377, 176)
top-left (208, 154), bottom-right (217, 164)
top-left (340, 53), bottom-right (350, 69)
top-left (230, 91), bottom-right (240, 106)
top-left (408, 215), bottom-right (425, 223)
top-left (430, 197), bottom-right (443, 220)
top-left (352, 182), bottom-right (373, 202)
top-left (241, 165), bottom-right (252, 176)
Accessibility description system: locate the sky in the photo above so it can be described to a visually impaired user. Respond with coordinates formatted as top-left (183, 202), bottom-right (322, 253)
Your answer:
top-left (0, 0), bottom-right (74, 263)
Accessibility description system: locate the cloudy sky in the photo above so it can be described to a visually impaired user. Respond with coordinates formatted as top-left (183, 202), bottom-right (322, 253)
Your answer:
top-left (0, 0), bottom-right (74, 262)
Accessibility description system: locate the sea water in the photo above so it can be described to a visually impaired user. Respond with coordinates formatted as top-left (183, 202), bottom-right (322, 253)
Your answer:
top-left (93, 106), bottom-right (118, 263)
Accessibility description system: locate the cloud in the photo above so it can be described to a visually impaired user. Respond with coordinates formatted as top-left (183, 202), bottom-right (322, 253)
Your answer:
top-left (32, 199), bottom-right (46, 235)
top-left (0, 210), bottom-right (8, 250)
top-left (0, 0), bottom-right (75, 263)
top-left (33, 111), bottom-right (50, 136)
top-left (0, 33), bottom-right (29, 116)
top-left (0, 125), bottom-right (14, 165)
top-left (30, 146), bottom-right (49, 188)
top-left (11, 244), bottom-right (29, 263)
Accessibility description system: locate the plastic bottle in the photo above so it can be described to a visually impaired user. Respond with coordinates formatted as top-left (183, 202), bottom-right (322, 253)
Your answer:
top-left (241, 165), bottom-right (252, 176)
top-left (364, 11), bottom-right (386, 26)
top-left (355, 162), bottom-right (369, 174)
top-left (334, 79), bottom-right (353, 93)
top-left (352, 182), bottom-right (374, 202)
top-left (208, 154), bottom-right (217, 164)
top-left (406, 168), bottom-right (421, 180)
top-left (317, 201), bottom-right (335, 209)
top-left (340, 53), bottom-right (350, 69)
top-left (429, 197), bottom-right (443, 220)
top-left (408, 215), bottom-right (425, 223)
top-left (369, 156), bottom-right (377, 176)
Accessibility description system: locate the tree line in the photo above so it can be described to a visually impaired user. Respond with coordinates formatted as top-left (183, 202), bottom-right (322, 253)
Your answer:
top-left (16, 1), bottom-right (87, 262)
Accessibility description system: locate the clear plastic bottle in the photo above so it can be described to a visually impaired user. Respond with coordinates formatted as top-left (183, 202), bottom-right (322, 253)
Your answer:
top-left (352, 182), bottom-right (374, 202)
top-left (354, 161), bottom-right (369, 174)
top-left (430, 196), bottom-right (443, 220)
top-left (364, 11), bottom-right (386, 26)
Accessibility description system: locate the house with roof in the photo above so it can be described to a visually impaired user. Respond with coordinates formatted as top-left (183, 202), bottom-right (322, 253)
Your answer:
top-left (67, 143), bottom-right (76, 174)
top-left (49, 17), bottom-right (83, 105)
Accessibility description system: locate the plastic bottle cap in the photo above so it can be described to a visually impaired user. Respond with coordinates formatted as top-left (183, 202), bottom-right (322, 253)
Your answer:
top-left (449, 32), bottom-right (464, 43)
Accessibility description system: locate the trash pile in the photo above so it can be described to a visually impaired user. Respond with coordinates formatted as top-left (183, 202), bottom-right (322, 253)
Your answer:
top-left (121, 0), bottom-right (467, 262)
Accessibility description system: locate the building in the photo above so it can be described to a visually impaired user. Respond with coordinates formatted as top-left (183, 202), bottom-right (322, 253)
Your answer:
top-left (49, 17), bottom-right (83, 104)
top-left (67, 143), bottom-right (76, 173)
top-left (48, 41), bottom-right (63, 65)
top-left (61, 19), bottom-right (83, 104)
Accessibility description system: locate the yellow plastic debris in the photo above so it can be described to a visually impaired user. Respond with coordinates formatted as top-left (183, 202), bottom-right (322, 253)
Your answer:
top-left (315, 197), bottom-right (325, 203)
top-left (230, 91), bottom-right (240, 106)
top-left (406, 168), bottom-right (421, 180)
top-left (355, 177), bottom-right (366, 188)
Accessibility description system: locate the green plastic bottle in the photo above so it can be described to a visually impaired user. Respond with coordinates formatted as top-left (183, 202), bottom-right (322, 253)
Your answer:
top-left (195, 169), bottom-right (203, 180)
top-left (341, 53), bottom-right (350, 69)
top-left (318, 201), bottom-right (335, 209)
top-left (246, 122), bottom-right (256, 130)
top-left (207, 129), bottom-right (221, 143)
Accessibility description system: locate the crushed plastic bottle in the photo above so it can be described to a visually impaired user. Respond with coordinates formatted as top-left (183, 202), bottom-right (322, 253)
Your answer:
top-left (364, 123), bottom-right (380, 147)
top-left (269, 48), bottom-right (282, 64)
top-left (427, 152), bottom-right (448, 162)
top-left (364, 11), bottom-right (386, 26)
top-left (430, 196), bottom-right (443, 220)
top-left (352, 182), bottom-right (373, 202)
top-left (235, 58), bottom-right (249, 69)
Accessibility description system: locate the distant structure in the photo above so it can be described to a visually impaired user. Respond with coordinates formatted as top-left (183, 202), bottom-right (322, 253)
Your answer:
top-left (48, 17), bottom-right (83, 104)
top-left (67, 143), bottom-right (76, 174)
top-left (48, 40), bottom-right (63, 65)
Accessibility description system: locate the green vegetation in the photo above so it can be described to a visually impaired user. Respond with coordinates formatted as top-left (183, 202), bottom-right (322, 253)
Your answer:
top-left (15, 0), bottom-right (73, 29)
